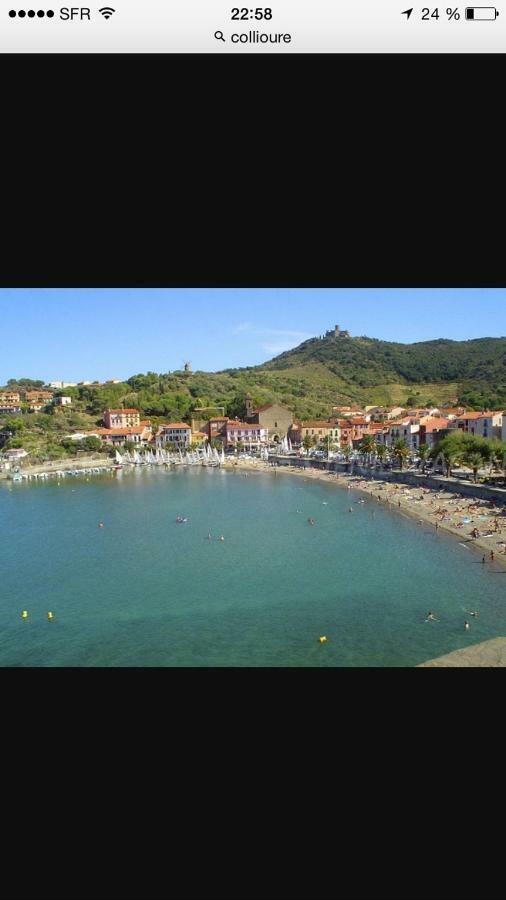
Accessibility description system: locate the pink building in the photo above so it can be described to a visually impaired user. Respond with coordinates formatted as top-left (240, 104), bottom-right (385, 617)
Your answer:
top-left (103, 408), bottom-right (141, 428)
top-left (226, 422), bottom-right (268, 449)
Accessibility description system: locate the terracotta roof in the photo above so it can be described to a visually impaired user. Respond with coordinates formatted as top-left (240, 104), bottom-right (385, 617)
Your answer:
top-left (457, 411), bottom-right (492, 420)
top-left (420, 418), bottom-right (450, 433)
top-left (105, 408), bottom-right (139, 415)
top-left (252, 403), bottom-right (274, 413)
top-left (301, 421), bottom-right (338, 429)
top-left (227, 422), bottom-right (265, 430)
top-left (95, 427), bottom-right (147, 435)
top-left (160, 423), bottom-right (191, 430)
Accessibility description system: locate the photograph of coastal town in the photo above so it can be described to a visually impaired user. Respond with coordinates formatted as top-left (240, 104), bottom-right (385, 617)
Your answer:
top-left (1, 287), bottom-right (506, 667)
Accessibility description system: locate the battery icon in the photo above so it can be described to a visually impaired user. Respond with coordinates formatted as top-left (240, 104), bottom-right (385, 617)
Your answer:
top-left (465, 7), bottom-right (500, 18)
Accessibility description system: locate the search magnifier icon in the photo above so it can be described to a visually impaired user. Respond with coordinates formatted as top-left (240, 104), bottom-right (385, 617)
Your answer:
top-left (214, 30), bottom-right (226, 41)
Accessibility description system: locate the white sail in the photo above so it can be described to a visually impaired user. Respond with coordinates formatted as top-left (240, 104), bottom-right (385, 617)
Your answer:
top-left (115, 450), bottom-right (123, 464)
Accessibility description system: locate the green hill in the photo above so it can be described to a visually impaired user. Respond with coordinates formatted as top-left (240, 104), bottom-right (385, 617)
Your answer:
top-left (2, 333), bottom-right (506, 460)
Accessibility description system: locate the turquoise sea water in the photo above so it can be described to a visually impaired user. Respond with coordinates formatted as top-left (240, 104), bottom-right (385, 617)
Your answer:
top-left (1, 467), bottom-right (505, 666)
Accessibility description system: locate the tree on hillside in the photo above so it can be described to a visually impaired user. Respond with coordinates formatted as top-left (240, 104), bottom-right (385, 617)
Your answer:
top-left (7, 378), bottom-right (44, 389)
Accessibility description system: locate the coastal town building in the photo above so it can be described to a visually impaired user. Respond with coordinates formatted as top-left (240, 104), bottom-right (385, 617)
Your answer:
top-left (25, 390), bottom-right (53, 406)
top-left (0, 390), bottom-right (21, 404)
top-left (190, 407), bottom-right (226, 434)
top-left (451, 411), bottom-right (503, 438)
top-left (191, 431), bottom-right (208, 447)
top-left (94, 421), bottom-right (152, 446)
top-left (207, 417), bottom-right (229, 443)
top-left (49, 381), bottom-right (76, 388)
top-left (3, 448), bottom-right (28, 460)
top-left (155, 423), bottom-right (192, 450)
top-left (244, 398), bottom-right (293, 442)
top-left (103, 408), bottom-right (141, 428)
top-left (417, 417), bottom-right (451, 450)
top-left (53, 396), bottom-right (72, 406)
top-left (226, 422), bottom-right (269, 450)
top-left (0, 400), bottom-right (22, 414)
top-left (386, 418), bottom-right (420, 451)
top-left (335, 418), bottom-right (369, 448)
top-left (301, 421), bottom-right (341, 446)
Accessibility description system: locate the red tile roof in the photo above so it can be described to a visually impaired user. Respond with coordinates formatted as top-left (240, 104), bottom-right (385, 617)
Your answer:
top-left (105, 408), bottom-right (139, 415)
top-left (95, 427), bottom-right (146, 435)
top-left (160, 423), bottom-right (191, 430)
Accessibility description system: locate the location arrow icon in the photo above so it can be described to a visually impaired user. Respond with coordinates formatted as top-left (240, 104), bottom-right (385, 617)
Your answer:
top-left (401, 8), bottom-right (413, 17)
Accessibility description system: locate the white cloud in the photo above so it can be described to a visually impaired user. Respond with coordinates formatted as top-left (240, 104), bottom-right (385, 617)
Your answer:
top-left (261, 342), bottom-right (298, 355)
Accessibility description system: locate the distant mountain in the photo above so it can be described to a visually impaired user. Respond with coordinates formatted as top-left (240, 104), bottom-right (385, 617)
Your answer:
top-left (212, 333), bottom-right (506, 414)
top-left (258, 333), bottom-right (506, 388)
top-left (3, 334), bottom-right (506, 434)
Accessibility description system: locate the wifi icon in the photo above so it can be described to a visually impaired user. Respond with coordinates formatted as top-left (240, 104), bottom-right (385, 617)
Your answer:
top-left (99, 6), bottom-right (115, 18)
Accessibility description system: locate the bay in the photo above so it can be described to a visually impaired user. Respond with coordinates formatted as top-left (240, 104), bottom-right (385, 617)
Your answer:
top-left (1, 467), bottom-right (505, 666)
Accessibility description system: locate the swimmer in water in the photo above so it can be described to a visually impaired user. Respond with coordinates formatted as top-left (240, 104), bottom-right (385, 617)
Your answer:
top-left (426, 612), bottom-right (439, 623)
top-left (219, 535), bottom-right (225, 541)
top-left (469, 611), bottom-right (479, 618)
top-left (464, 621), bottom-right (470, 631)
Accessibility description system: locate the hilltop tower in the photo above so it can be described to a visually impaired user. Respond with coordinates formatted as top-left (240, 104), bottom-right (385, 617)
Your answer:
top-left (245, 394), bottom-right (254, 417)
top-left (183, 361), bottom-right (192, 373)
top-left (334, 325), bottom-right (340, 337)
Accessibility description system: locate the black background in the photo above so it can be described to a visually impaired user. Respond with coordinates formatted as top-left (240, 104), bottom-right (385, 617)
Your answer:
top-left (1, 51), bottom-right (504, 900)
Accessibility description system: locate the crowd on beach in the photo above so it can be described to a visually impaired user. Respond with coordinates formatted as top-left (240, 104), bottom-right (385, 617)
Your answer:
top-left (230, 457), bottom-right (506, 565)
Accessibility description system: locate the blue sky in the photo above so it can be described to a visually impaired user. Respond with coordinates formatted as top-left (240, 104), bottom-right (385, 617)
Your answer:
top-left (1, 288), bottom-right (506, 383)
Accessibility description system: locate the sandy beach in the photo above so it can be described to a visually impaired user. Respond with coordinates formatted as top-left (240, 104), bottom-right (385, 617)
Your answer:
top-left (418, 637), bottom-right (506, 667)
top-left (230, 457), bottom-right (506, 569)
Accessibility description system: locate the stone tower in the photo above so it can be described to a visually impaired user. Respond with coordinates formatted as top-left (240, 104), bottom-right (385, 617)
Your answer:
top-left (184, 361), bottom-right (192, 373)
top-left (334, 325), bottom-right (340, 337)
top-left (245, 394), bottom-right (254, 417)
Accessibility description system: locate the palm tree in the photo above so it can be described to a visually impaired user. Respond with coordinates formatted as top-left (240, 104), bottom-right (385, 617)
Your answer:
top-left (359, 435), bottom-right (376, 465)
top-left (375, 443), bottom-right (387, 466)
top-left (393, 439), bottom-right (409, 470)
top-left (323, 435), bottom-right (334, 460)
top-left (341, 444), bottom-right (352, 461)
top-left (416, 444), bottom-right (430, 473)
top-left (440, 447), bottom-right (461, 479)
top-left (462, 450), bottom-right (485, 484)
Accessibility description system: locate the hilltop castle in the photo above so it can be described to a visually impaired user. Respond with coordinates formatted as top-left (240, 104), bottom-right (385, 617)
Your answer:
top-left (323, 325), bottom-right (351, 339)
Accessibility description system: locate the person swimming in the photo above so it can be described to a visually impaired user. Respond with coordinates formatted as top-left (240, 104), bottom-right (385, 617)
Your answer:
top-left (307, 518), bottom-right (315, 525)
top-left (469, 611), bottom-right (479, 618)
top-left (218, 535), bottom-right (225, 541)
top-left (426, 611), bottom-right (439, 622)
top-left (464, 621), bottom-right (470, 631)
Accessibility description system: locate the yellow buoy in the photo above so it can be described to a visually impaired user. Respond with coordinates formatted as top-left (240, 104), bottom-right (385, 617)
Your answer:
top-left (318, 636), bottom-right (327, 644)
top-left (21, 610), bottom-right (28, 619)
top-left (47, 612), bottom-right (54, 621)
